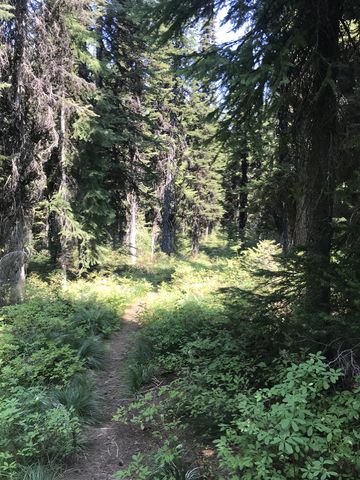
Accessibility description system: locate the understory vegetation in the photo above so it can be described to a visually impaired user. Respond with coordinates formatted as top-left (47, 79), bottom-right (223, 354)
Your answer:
top-left (2, 237), bottom-right (360, 479)
top-left (1, 0), bottom-right (360, 478)
top-left (0, 255), bottom-right (151, 479)
top-left (116, 239), bottom-right (360, 479)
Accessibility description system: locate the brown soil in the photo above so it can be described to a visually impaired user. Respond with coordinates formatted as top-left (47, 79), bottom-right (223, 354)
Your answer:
top-left (59, 296), bottom-right (156, 480)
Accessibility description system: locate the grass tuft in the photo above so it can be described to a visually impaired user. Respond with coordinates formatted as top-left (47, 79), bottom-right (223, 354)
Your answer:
top-left (20, 464), bottom-right (57, 480)
top-left (77, 335), bottom-right (107, 370)
top-left (158, 461), bottom-right (202, 480)
top-left (53, 375), bottom-right (102, 425)
top-left (127, 362), bottom-right (155, 394)
top-left (127, 337), bottom-right (155, 393)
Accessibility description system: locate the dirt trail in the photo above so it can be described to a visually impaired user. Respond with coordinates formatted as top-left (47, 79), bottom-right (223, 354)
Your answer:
top-left (60, 295), bottom-right (156, 480)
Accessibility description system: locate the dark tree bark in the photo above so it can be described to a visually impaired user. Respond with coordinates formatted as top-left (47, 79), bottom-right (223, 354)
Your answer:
top-left (48, 210), bottom-right (61, 265)
top-left (151, 208), bottom-right (161, 259)
top-left (161, 157), bottom-right (175, 255)
top-left (238, 151), bottom-right (248, 240)
top-left (277, 98), bottom-right (290, 253)
top-left (303, 0), bottom-right (343, 314)
top-left (58, 97), bottom-right (71, 286)
top-left (0, 0), bottom-right (29, 303)
top-left (127, 190), bottom-right (138, 265)
top-left (223, 143), bottom-right (249, 244)
top-left (191, 217), bottom-right (201, 255)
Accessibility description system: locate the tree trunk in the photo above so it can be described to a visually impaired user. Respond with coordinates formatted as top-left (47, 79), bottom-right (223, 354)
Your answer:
top-left (151, 225), bottom-right (157, 260)
top-left (238, 152), bottom-right (248, 241)
top-left (128, 190), bottom-right (137, 265)
top-left (151, 210), bottom-right (160, 260)
top-left (161, 180), bottom-right (173, 254)
top-left (0, 219), bottom-right (29, 304)
top-left (0, 0), bottom-right (29, 303)
top-left (204, 224), bottom-right (209, 241)
top-left (277, 97), bottom-right (290, 253)
top-left (10, 244), bottom-right (26, 304)
top-left (48, 210), bottom-right (61, 265)
top-left (303, 0), bottom-right (342, 314)
top-left (282, 207), bottom-right (289, 254)
top-left (191, 220), bottom-right (200, 255)
top-left (161, 148), bottom-right (176, 254)
top-left (58, 98), bottom-right (69, 288)
top-left (0, 251), bottom-right (25, 304)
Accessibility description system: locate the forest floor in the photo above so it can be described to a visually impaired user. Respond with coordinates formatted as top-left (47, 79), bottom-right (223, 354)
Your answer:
top-left (4, 242), bottom-right (357, 479)
top-left (60, 294), bottom-right (157, 480)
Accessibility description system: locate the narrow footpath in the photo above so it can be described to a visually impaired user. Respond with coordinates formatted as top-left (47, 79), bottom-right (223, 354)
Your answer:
top-left (60, 297), bottom-right (156, 480)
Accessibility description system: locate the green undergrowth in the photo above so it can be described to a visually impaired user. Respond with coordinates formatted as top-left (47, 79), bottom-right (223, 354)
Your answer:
top-left (0, 262), bottom-right (151, 479)
top-left (115, 241), bottom-right (360, 479)
top-left (3, 240), bottom-right (360, 479)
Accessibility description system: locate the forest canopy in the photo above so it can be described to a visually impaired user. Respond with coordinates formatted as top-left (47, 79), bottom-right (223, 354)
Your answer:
top-left (0, 0), bottom-right (360, 478)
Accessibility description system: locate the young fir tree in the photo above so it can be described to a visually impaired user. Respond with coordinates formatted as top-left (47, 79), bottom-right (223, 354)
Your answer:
top-left (75, 0), bottom-right (147, 265)
top-left (42, 0), bottom-right (101, 282)
top-left (179, 16), bottom-right (224, 254)
top-left (180, 83), bottom-right (224, 253)
top-left (144, 25), bottom-right (225, 256)
top-left (143, 39), bottom-right (189, 255)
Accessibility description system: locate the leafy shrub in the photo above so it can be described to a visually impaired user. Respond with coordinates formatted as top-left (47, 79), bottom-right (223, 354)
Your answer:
top-left (1, 344), bottom-right (85, 387)
top-left (115, 250), bottom-right (360, 479)
top-left (115, 444), bottom-right (203, 480)
top-left (140, 296), bottom-right (227, 361)
top-left (0, 269), bottom-right (150, 476)
top-left (68, 276), bottom-right (151, 319)
top-left (0, 387), bottom-right (80, 477)
top-left (130, 280), bottom-right (259, 433)
top-left (215, 354), bottom-right (360, 479)
top-left (71, 303), bottom-right (117, 336)
top-left (0, 286), bottom-right (84, 389)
